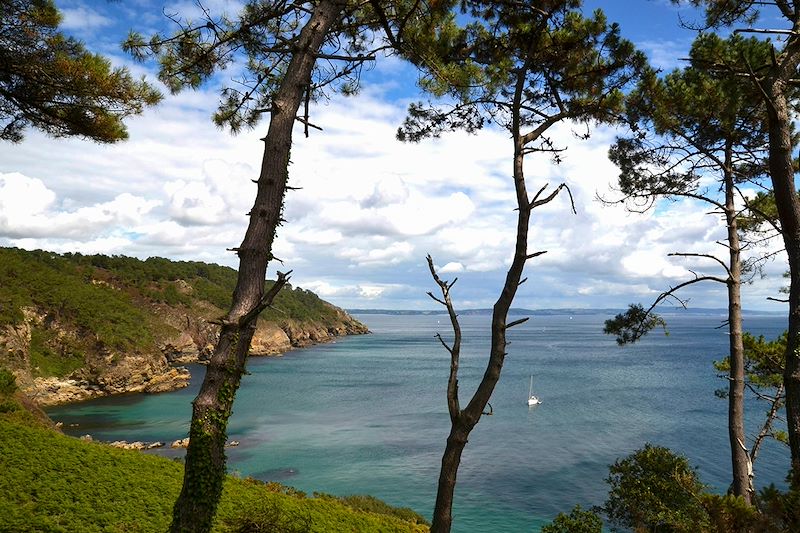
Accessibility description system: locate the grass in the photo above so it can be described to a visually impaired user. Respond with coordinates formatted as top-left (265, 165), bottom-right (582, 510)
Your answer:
top-left (0, 381), bottom-right (429, 533)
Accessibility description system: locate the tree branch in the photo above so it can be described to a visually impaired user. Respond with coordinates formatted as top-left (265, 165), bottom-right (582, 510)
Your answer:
top-left (427, 254), bottom-right (462, 421)
top-left (238, 270), bottom-right (292, 327)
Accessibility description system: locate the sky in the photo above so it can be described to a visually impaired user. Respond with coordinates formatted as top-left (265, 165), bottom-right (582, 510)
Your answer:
top-left (0, 0), bottom-right (793, 312)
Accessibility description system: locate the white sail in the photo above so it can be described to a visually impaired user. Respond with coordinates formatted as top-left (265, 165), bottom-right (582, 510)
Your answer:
top-left (527, 375), bottom-right (541, 406)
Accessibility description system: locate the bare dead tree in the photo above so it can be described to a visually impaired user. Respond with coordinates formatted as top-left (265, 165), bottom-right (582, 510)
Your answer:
top-left (396, 4), bottom-right (645, 530)
top-left (426, 176), bottom-right (572, 532)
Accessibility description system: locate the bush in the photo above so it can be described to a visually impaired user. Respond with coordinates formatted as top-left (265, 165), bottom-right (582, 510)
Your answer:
top-left (541, 505), bottom-right (602, 533)
top-left (1, 418), bottom-right (427, 533)
top-left (602, 444), bottom-right (709, 532)
top-left (327, 494), bottom-right (429, 526)
top-left (225, 499), bottom-right (311, 533)
top-left (701, 494), bottom-right (764, 533)
top-left (0, 368), bottom-right (17, 395)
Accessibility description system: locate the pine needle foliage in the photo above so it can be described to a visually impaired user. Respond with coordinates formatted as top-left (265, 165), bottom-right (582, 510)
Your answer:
top-left (123, 1), bottom-right (426, 134)
top-left (0, 0), bottom-right (161, 142)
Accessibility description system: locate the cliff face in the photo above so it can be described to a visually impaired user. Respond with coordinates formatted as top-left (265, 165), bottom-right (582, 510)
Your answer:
top-left (2, 303), bottom-right (367, 406)
top-left (0, 248), bottom-right (368, 406)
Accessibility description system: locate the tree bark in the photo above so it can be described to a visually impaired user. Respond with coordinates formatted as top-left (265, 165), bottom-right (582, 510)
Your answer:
top-left (723, 147), bottom-right (752, 503)
top-left (765, 75), bottom-right (800, 489)
top-left (169, 3), bottom-right (346, 531)
top-left (431, 426), bottom-right (469, 532)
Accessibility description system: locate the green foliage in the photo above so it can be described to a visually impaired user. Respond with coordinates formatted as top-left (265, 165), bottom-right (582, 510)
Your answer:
top-left (0, 247), bottom-right (362, 385)
top-left (553, 444), bottom-right (800, 532)
top-left (0, 0), bottom-right (161, 142)
top-left (316, 494), bottom-right (428, 526)
top-left (28, 327), bottom-right (84, 378)
top-left (757, 484), bottom-right (800, 532)
top-left (122, 1), bottom-right (422, 133)
top-left (701, 493), bottom-right (765, 533)
top-left (223, 498), bottom-right (311, 533)
top-left (399, 1), bottom-right (647, 145)
top-left (0, 248), bottom-right (155, 353)
top-left (541, 505), bottom-right (602, 533)
top-left (609, 33), bottom-right (777, 210)
top-left (736, 189), bottom-right (800, 244)
top-left (0, 417), bottom-right (428, 533)
top-left (0, 368), bottom-right (17, 395)
top-left (603, 444), bottom-right (709, 533)
top-left (263, 285), bottom-right (342, 326)
top-left (603, 304), bottom-right (667, 345)
top-left (715, 332), bottom-right (785, 390)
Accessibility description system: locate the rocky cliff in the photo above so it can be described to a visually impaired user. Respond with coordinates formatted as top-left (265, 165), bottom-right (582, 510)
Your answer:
top-left (0, 248), bottom-right (368, 406)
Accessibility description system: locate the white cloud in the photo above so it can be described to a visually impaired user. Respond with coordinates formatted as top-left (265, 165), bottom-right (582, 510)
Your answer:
top-left (60, 5), bottom-right (114, 32)
top-left (0, 49), bottom-right (789, 311)
top-left (439, 262), bottom-right (464, 274)
top-left (0, 172), bottom-right (159, 240)
top-left (0, 173), bottom-right (56, 221)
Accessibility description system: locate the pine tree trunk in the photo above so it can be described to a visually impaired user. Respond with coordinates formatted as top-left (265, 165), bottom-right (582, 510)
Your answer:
top-left (169, 3), bottom-right (346, 531)
top-left (723, 154), bottom-right (752, 504)
top-left (430, 425), bottom-right (470, 533)
top-left (765, 77), bottom-right (800, 490)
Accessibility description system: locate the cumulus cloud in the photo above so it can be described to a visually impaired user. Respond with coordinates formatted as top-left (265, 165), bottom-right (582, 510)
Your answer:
top-left (59, 4), bottom-right (114, 32)
top-left (439, 262), bottom-right (465, 274)
top-left (0, 39), bottom-right (789, 311)
top-left (0, 172), bottom-right (159, 240)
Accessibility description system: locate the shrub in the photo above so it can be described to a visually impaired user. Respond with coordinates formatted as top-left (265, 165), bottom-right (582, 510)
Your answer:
top-left (329, 494), bottom-right (429, 526)
top-left (0, 368), bottom-right (17, 395)
top-left (225, 500), bottom-right (311, 533)
top-left (541, 505), bottom-right (603, 533)
top-left (602, 444), bottom-right (709, 532)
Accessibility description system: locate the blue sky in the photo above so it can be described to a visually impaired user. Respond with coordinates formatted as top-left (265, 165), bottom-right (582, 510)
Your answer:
top-left (0, 0), bottom-right (791, 312)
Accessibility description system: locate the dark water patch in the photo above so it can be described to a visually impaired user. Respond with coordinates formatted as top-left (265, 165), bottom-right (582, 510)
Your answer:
top-left (253, 467), bottom-right (300, 481)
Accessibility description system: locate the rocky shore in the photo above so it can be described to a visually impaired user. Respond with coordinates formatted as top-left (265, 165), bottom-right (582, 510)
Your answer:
top-left (74, 433), bottom-right (239, 450)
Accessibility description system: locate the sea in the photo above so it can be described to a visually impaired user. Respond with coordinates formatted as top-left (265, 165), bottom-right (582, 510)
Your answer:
top-left (46, 313), bottom-right (791, 532)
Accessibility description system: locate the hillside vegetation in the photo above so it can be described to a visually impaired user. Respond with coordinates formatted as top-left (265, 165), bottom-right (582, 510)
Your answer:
top-left (0, 247), bottom-right (367, 404)
top-left (0, 370), bottom-right (427, 533)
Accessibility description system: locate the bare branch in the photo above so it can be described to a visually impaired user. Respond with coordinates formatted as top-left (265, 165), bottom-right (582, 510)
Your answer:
top-left (748, 381), bottom-right (785, 462)
top-left (427, 291), bottom-right (447, 306)
top-left (427, 254), bottom-right (462, 421)
top-left (435, 333), bottom-right (454, 355)
top-left (668, 252), bottom-right (732, 277)
top-left (238, 270), bottom-right (292, 327)
top-left (505, 317), bottom-right (530, 329)
top-left (735, 28), bottom-right (799, 35)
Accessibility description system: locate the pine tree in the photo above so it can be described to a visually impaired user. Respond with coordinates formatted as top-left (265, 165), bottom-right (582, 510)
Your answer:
top-left (398, 2), bottom-right (646, 530)
top-left (0, 0), bottom-right (161, 142)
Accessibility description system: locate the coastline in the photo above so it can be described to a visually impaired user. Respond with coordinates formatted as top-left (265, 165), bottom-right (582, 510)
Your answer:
top-left (16, 316), bottom-right (369, 407)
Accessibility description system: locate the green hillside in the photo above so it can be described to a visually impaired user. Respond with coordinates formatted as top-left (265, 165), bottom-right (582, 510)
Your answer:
top-left (0, 246), bottom-right (355, 341)
top-left (0, 371), bottom-right (428, 533)
top-left (0, 247), bottom-right (365, 390)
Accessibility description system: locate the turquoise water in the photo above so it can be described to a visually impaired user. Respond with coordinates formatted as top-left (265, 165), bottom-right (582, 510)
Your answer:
top-left (47, 314), bottom-right (790, 532)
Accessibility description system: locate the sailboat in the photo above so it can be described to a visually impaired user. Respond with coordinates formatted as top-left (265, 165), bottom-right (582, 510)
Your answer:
top-left (527, 375), bottom-right (541, 406)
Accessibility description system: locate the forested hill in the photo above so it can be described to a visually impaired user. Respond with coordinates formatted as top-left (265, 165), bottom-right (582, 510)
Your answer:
top-left (0, 247), bottom-right (368, 406)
